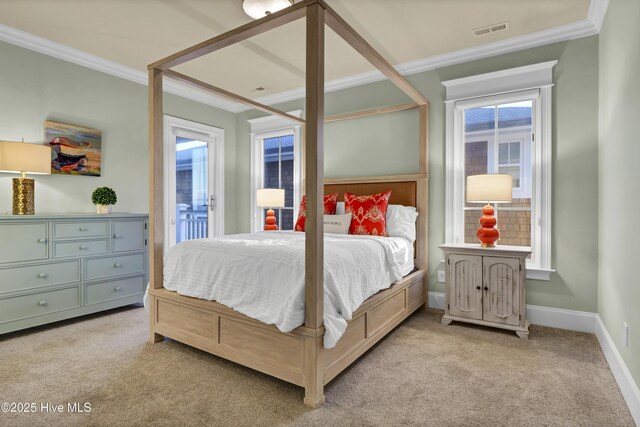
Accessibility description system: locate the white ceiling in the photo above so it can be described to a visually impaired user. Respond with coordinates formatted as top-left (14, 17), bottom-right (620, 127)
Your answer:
top-left (0, 0), bottom-right (597, 109)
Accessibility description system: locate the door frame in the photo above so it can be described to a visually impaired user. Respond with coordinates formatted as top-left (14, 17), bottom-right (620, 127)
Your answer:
top-left (163, 115), bottom-right (224, 255)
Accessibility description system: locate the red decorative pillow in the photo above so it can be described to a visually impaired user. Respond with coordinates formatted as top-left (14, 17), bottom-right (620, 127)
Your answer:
top-left (294, 193), bottom-right (339, 232)
top-left (344, 190), bottom-right (392, 236)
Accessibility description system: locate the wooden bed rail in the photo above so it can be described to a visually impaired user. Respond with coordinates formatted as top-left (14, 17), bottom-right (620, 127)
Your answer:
top-left (325, 103), bottom-right (418, 123)
top-left (163, 69), bottom-right (305, 125)
top-left (323, 3), bottom-right (428, 106)
top-left (148, 1), bottom-right (307, 70)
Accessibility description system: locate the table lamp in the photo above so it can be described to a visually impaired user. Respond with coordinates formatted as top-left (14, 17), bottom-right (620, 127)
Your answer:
top-left (466, 174), bottom-right (513, 247)
top-left (256, 188), bottom-right (285, 230)
top-left (0, 141), bottom-right (52, 215)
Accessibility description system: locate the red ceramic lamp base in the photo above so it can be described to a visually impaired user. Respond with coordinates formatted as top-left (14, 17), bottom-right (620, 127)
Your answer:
top-left (476, 203), bottom-right (499, 247)
top-left (264, 208), bottom-right (279, 231)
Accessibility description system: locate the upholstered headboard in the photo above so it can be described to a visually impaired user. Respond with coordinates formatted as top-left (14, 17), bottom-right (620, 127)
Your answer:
top-left (320, 175), bottom-right (427, 269)
top-left (323, 180), bottom-right (417, 208)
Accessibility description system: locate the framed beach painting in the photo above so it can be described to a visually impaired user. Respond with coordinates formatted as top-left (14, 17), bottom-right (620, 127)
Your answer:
top-left (44, 120), bottom-right (102, 176)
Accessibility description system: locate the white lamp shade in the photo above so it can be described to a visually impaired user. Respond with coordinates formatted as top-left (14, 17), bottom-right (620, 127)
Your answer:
top-left (0, 141), bottom-right (51, 175)
top-left (256, 188), bottom-right (285, 208)
top-left (243, 0), bottom-right (292, 19)
top-left (466, 174), bottom-right (513, 203)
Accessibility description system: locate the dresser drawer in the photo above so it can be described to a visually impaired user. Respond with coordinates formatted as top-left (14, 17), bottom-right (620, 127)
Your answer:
top-left (53, 239), bottom-right (109, 258)
top-left (86, 253), bottom-right (145, 281)
top-left (112, 220), bottom-right (146, 252)
top-left (0, 223), bottom-right (48, 264)
top-left (0, 260), bottom-right (80, 294)
top-left (53, 221), bottom-right (108, 239)
top-left (0, 286), bottom-right (80, 324)
top-left (86, 276), bottom-right (145, 305)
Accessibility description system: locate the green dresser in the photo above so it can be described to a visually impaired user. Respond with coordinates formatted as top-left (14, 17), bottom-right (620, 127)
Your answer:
top-left (0, 214), bottom-right (148, 334)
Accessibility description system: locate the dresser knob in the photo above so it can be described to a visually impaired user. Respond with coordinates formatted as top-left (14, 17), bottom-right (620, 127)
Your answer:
top-left (38, 300), bottom-right (47, 306)
top-left (114, 263), bottom-right (122, 268)
top-left (79, 227), bottom-right (88, 231)
top-left (113, 234), bottom-right (121, 238)
top-left (37, 272), bottom-right (48, 279)
top-left (114, 286), bottom-right (121, 292)
top-left (484, 286), bottom-right (488, 291)
top-left (38, 238), bottom-right (47, 243)
top-left (79, 246), bottom-right (88, 250)
top-left (476, 286), bottom-right (481, 290)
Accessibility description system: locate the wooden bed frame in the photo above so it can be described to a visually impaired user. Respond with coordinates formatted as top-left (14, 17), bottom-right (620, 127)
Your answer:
top-left (147, 0), bottom-right (429, 407)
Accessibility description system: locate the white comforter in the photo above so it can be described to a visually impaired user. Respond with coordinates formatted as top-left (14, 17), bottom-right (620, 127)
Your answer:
top-left (163, 231), bottom-right (406, 348)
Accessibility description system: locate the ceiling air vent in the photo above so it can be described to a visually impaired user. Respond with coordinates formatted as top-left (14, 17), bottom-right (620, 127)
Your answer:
top-left (473, 21), bottom-right (510, 37)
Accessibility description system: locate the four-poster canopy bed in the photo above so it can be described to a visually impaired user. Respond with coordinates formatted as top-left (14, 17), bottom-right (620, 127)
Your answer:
top-left (147, 0), bottom-right (430, 407)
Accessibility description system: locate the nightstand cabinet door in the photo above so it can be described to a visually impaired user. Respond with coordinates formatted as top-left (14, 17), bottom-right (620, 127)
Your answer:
top-left (448, 254), bottom-right (483, 320)
top-left (483, 257), bottom-right (520, 326)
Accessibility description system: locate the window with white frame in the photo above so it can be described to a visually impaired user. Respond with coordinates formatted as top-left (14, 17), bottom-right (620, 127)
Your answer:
top-left (443, 62), bottom-right (556, 280)
top-left (249, 111), bottom-right (302, 232)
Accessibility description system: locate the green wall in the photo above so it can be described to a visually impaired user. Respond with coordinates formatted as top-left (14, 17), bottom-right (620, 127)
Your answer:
top-left (0, 41), bottom-right (239, 234)
top-left (598, 0), bottom-right (640, 387)
top-left (1, 27), bottom-right (604, 315)
top-left (236, 35), bottom-right (600, 312)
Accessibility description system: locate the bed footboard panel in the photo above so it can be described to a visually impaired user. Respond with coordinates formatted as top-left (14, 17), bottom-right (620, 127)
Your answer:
top-left (150, 268), bottom-right (426, 393)
top-left (152, 291), bottom-right (309, 387)
top-left (322, 269), bottom-right (426, 384)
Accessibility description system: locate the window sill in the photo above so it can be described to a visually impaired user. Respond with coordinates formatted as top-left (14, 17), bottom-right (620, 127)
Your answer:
top-left (526, 268), bottom-right (555, 281)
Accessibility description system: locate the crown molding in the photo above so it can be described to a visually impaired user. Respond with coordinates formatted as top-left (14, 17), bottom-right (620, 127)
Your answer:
top-left (253, 0), bottom-right (608, 109)
top-left (588, 0), bottom-right (610, 32)
top-left (1, 0), bottom-right (608, 114)
top-left (0, 24), bottom-right (243, 113)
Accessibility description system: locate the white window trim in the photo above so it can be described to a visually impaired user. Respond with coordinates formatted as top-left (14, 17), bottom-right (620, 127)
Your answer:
top-left (443, 62), bottom-right (556, 280)
top-left (249, 110), bottom-right (303, 233)
top-left (163, 115), bottom-right (225, 255)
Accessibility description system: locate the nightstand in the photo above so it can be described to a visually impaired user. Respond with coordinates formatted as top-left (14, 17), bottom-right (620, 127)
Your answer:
top-left (439, 243), bottom-right (531, 339)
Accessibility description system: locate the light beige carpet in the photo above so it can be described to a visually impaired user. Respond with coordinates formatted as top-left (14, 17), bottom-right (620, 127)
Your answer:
top-left (0, 306), bottom-right (634, 427)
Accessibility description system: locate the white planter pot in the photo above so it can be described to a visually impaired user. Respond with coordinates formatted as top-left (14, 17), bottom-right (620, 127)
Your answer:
top-left (96, 204), bottom-right (112, 214)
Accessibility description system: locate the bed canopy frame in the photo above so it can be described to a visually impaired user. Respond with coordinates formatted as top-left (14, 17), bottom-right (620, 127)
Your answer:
top-left (147, 0), bottom-right (429, 407)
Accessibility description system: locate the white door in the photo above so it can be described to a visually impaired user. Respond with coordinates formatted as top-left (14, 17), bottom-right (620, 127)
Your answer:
top-left (164, 116), bottom-right (224, 255)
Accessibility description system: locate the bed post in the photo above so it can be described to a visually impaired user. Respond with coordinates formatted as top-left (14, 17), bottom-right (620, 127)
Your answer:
top-left (303, 0), bottom-right (326, 408)
top-left (148, 67), bottom-right (164, 343)
top-left (417, 104), bottom-right (429, 271)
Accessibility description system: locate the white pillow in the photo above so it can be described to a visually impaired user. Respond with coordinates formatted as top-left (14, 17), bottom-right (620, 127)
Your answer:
top-left (386, 205), bottom-right (418, 242)
top-left (323, 213), bottom-right (351, 234)
top-left (336, 201), bottom-right (345, 215)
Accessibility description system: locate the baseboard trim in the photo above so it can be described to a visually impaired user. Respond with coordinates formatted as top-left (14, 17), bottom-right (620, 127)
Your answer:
top-left (428, 292), bottom-right (597, 332)
top-left (526, 304), bottom-right (597, 333)
top-left (596, 316), bottom-right (640, 425)
top-left (427, 291), bottom-right (639, 424)
top-left (428, 291), bottom-right (446, 311)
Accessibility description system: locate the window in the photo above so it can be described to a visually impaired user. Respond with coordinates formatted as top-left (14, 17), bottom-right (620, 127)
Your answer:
top-left (249, 111), bottom-right (302, 232)
top-left (498, 141), bottom-right (522, 188)
top-left (462, 99), bottom-right (533, 248)
top-left (262, 133), bottom-right (295, 229)
top-left (443, 62), bottom-right (556, 280)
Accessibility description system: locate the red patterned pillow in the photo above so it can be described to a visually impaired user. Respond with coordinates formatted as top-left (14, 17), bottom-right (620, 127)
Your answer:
top-left (344, 190), bottom-right (392, 236)
top-left (294, 193), bottom-right (339, 232)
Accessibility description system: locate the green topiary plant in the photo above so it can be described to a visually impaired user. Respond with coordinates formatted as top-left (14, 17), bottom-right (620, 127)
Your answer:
top-left (91, 187), bottom-right (117, 206)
